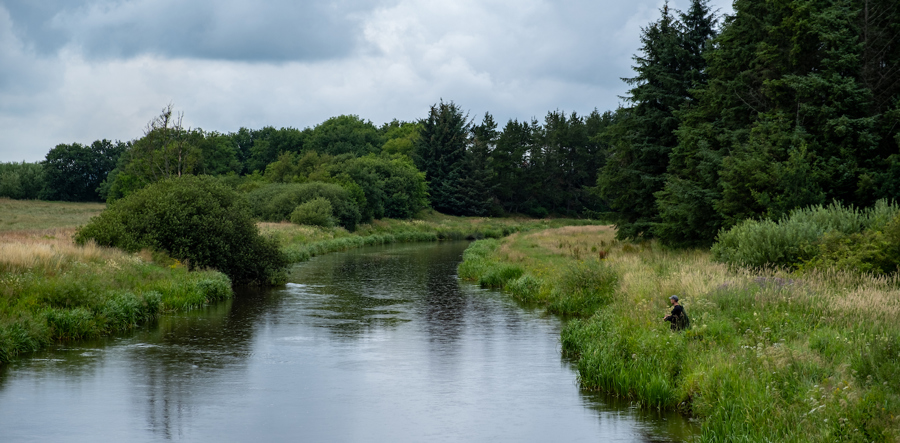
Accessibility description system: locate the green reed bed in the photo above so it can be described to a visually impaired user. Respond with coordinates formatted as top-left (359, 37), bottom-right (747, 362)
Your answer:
top-left (0, 246), bottom-right (231, 364)
top-left (458, 225), bottom-right (900, 442)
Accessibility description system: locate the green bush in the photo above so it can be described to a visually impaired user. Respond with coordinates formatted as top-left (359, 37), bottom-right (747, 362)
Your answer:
top-left (712, 200), bottom-right (900, 269)
top-left (75, 175), bottom-right (287, 285)
top-left (246, 182), bottom-right (361, 230)
top-left (290, 197), bottom-right (335, 227)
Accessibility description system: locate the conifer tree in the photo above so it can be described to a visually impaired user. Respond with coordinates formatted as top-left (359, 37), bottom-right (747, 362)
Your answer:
top-left (457, 113), bottom-right (498, 216)
top-left (598, 1), bottom-right (715, 240)
top-left (413, 100), bottom-right (471, 215)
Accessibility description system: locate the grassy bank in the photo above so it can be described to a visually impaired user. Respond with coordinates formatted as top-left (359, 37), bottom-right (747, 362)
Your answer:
top-left (0, 200), bottom-right (233, 364)
top-left (1, 201), bottom-right (600, 364)
top-left (264, 210), bottom-right (603, 262)
top-left (458, 226), bottom-right (900, 442)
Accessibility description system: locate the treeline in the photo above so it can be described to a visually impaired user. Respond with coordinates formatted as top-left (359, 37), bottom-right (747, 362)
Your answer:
top-left (3, 103), bottom-right (613, 222)
top-left (597, 0), bottom-right (900, 247)
top-left (8, 0), bottom-right (897, 241)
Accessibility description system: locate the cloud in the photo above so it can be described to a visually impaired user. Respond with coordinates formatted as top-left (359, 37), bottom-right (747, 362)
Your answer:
top-left (4, 0), bottom-right (375, 62)
top-left (0, 0), bottom-right (734, 162)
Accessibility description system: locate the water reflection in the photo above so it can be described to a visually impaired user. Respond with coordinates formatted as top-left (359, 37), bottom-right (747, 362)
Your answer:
top-left (0, 241), bottom-right (697, 442)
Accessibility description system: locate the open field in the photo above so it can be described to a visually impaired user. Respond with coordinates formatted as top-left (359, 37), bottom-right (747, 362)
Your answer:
top-left (459, 226), bottom-right (900, 442)
top-left (0, 198), bottom-right (105, 231)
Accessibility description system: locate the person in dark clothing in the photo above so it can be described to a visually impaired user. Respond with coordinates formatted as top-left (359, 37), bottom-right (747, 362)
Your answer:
top-left (663, 295), bottom-right (689, 331)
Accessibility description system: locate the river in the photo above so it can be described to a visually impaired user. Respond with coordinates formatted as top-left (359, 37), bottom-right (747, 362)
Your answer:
top-left (0, 241), bottom-right (696, 442)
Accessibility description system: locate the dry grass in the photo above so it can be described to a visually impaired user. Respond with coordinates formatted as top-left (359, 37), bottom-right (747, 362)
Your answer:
top-left (0, 227), bottom-right (136, 273)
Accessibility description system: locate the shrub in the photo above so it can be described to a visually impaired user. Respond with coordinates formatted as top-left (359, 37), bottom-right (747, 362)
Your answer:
top-left (246, 182), bottom-right (361, 230)
top-left (290, 197), bottom-right (335, 227)
top-left (75, 175), bottom-right (287, 285)
top-left (712, 200), bottom-right (900, 269)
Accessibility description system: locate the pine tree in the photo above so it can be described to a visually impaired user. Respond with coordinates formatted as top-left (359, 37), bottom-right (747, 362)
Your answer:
top-left (598, 1), bottom-right (714, 239)
top-left (413, 100), bottom-right (471, 215)
top-left (456, 113), bottom-right (498, 216)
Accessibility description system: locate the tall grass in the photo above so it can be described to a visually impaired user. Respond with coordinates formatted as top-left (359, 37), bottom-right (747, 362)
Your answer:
top-left (459, 225), bottom-right (900, 442)
top-left (0, 228), bottom-right (232, 363)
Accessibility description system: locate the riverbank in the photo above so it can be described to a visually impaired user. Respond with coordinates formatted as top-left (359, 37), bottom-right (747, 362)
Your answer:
top-left (0, 227), bottom-right (231, 363)
top-left (1, 200), bottom-right (601, 364)
top-left (263, 210), bottom-right (602, 263)
top-left (458, 226), bottom-right (900, 442)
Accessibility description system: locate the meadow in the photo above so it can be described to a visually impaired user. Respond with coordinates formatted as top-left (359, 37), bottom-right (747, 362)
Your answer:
top-left (458, 225), bottom-right (900, 442)
top-left (0, 199), bottom-right (232, 363)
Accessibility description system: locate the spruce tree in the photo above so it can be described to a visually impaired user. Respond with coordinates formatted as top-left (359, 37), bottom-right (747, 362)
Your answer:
top-left (598, 1), bottom-right (714, 239)
top-left (413, 100), bottom-right (471, 215)
top-left (457, 113), bottom-right (498, 216)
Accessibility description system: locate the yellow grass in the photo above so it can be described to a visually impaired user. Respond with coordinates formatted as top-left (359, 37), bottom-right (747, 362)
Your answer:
top-left (0, 227), bottom-right (139, 274)
top-left (503, 224), bottom-right (900, 330)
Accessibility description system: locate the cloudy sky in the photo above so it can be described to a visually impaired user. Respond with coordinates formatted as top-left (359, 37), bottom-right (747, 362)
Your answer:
top-left (0, 0), bottom-right (733, 162)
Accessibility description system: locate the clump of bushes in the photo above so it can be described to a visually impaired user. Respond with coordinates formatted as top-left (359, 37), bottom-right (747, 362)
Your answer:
top-left (75, 175), bottom-right (287, 285)
top-left (290, 197), bottom-right (335, 227)
top-left (712, 200), bottom-right (900, 271)
top-left (246, 182), bottom-right (361, 230)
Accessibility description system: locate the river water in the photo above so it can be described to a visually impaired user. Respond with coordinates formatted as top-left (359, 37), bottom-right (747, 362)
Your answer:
top-left (0, 242), bottom-right (696, 442)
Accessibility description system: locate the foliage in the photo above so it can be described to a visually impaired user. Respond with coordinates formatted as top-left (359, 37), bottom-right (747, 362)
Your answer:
top-left (41, 139), bottom-right (127, 202)
top-left (656, 0), bottom-right (900, 247)
top-left (259, 152), bottom-right (427, 223)
top-left (246, 182), bottom-right (361, 230)
top-left (75, 175), bottom-right (287, 285)
top-left (104, 106), bottom-right (243, 201)
top-left (598, 0), bottom-right (717, 241)
top-left (414, 100), bottom-right (472, 215)
top-left (380, 120), bottom-right (421, 156)
top-left (330, 154), bottom-right (428, 220)
top-left (0, 162), bottom-right (44, 200)
top-left (712, 200), bottom-right (900, 270)
top-left (303, 114), bottom-right (383, 157)
top-left (290, 197), bottom-right (335, 227)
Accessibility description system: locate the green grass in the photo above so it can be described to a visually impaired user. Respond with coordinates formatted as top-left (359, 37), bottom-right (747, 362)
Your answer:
top-left (0, 253), bottom-right (231, 363)
top-left (264, 210), bottom-right (604, 263)
top-left (458, 225), bottom-right (900, 442)
top-left (0, 200), bottom-right (232, 364)
top-left (0, 198), bottom-right (105, 231)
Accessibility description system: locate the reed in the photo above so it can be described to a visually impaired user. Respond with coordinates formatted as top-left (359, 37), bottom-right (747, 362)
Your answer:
top-left (0, 227), bottom-right (232, 364)
top-left (459, 225), bottom-right (900, 442)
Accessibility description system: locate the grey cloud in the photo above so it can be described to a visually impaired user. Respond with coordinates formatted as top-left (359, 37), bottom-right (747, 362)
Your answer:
top-left (3, 0), bottom-right (378, 61)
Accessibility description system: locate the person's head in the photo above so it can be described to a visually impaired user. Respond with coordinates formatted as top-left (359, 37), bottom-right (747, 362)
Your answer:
top-left (669, 295), bottom-right (679, 305)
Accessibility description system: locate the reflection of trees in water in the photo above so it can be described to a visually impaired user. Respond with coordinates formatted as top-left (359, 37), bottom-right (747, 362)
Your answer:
top-left (422, 255), bottom-right (467, 344)
top-left (127, 288), bottom-right (280, 439)
top-left (298, 244), bottom-right (446, 337)
top-left (300, 242), bottom-right (474, 343)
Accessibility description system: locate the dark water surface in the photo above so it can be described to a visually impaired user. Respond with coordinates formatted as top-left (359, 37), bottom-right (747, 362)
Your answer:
top-left (0, 242), bottom-right (696, 442)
